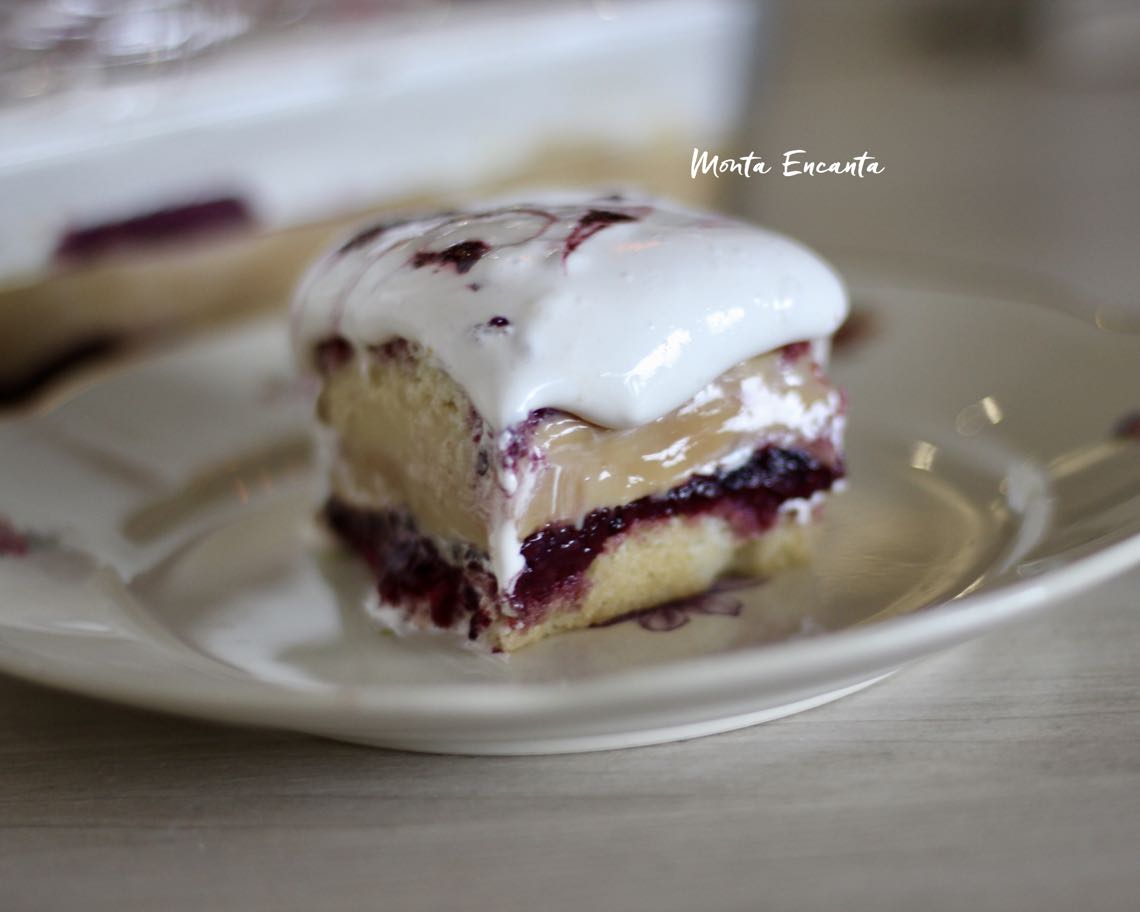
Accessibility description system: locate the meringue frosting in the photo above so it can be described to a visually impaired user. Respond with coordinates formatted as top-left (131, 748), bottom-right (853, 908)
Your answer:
top-left (292, 194), bottom-right (848, 430)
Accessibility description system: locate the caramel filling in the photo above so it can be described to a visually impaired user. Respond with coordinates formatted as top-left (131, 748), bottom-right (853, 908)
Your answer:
top-left (512, 348), bottom-right (840, 537)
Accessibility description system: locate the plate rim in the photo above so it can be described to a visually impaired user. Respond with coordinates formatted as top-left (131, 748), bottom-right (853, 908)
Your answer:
top-left (1, 259), bottom-right (1139, 736)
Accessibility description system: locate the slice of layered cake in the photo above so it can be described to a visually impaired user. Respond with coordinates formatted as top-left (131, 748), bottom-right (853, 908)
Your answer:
top-left (292, 194), bottom-right (848, 650)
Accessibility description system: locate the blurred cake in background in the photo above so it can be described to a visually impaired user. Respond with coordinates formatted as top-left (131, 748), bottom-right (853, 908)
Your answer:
top-left (0, 0), bottom-right (764, 404)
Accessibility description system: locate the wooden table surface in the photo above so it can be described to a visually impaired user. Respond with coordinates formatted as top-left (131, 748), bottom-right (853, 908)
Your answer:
top-left (4, 3), bottom-right (1140, 910)
top-left (2, 570), bottom-right (1137, 912)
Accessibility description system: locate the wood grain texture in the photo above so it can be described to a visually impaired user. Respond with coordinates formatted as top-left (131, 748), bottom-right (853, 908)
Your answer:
top-left (1, 569), bottom-right (1138, 912)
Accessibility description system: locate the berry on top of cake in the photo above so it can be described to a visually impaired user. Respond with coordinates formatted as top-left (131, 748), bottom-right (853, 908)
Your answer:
top-left (292, 192), bottom-right (848, 651)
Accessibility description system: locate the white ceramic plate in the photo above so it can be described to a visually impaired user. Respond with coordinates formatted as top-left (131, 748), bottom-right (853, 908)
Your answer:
top-left (1, 260), bottom-right (1138, 754)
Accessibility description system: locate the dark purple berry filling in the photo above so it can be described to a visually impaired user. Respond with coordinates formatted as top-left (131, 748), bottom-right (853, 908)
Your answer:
top-left (412, 240), bottom-right (490, 275)
top-left (510, 446), bottom-right (839, 618)
top-left (323, 503), bottom-right (498, 640)
top-left (563, 209), bottom-right (638, 260)
top-left (779, 341), bottom-right (812, 364)
top-left (368, 338), bottom-right (417, 362)
top-left (497, 407), bottom-right (559, 474)
top-left (55, 197), bottom-right (252, 263)
top-left (472, 316), bottom-right (513, 338)
top-left (1114, 411), bottom-right (1140, 441)
top-left (323, 444), bottom-right (840, 637)
top-left (311, 335), bottom-right (433, 375)
top-left (597, 584), bottom-right (745, 631)
top-left (313, 337), bottom-right (353, 375)
top-left (0, 518), bottom-right (29, 558)
top-left (337, 223), bottom-right (389, 254)
top-left (338, 209), bottom-right (468, 256)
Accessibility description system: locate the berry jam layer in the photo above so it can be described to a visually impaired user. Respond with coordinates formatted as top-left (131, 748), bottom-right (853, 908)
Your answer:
top-left (55, 197), bottom-right (252, 264)
top-left (324, 444), bottom-right (841, 642)
top-left (323, 501), bottom-right (500, 641)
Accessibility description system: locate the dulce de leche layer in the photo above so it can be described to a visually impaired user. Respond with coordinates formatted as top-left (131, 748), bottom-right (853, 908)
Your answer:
top-left (509, 344), bottom-right (842, 539)
top-left (319, 341), bottom-right (843, 550)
